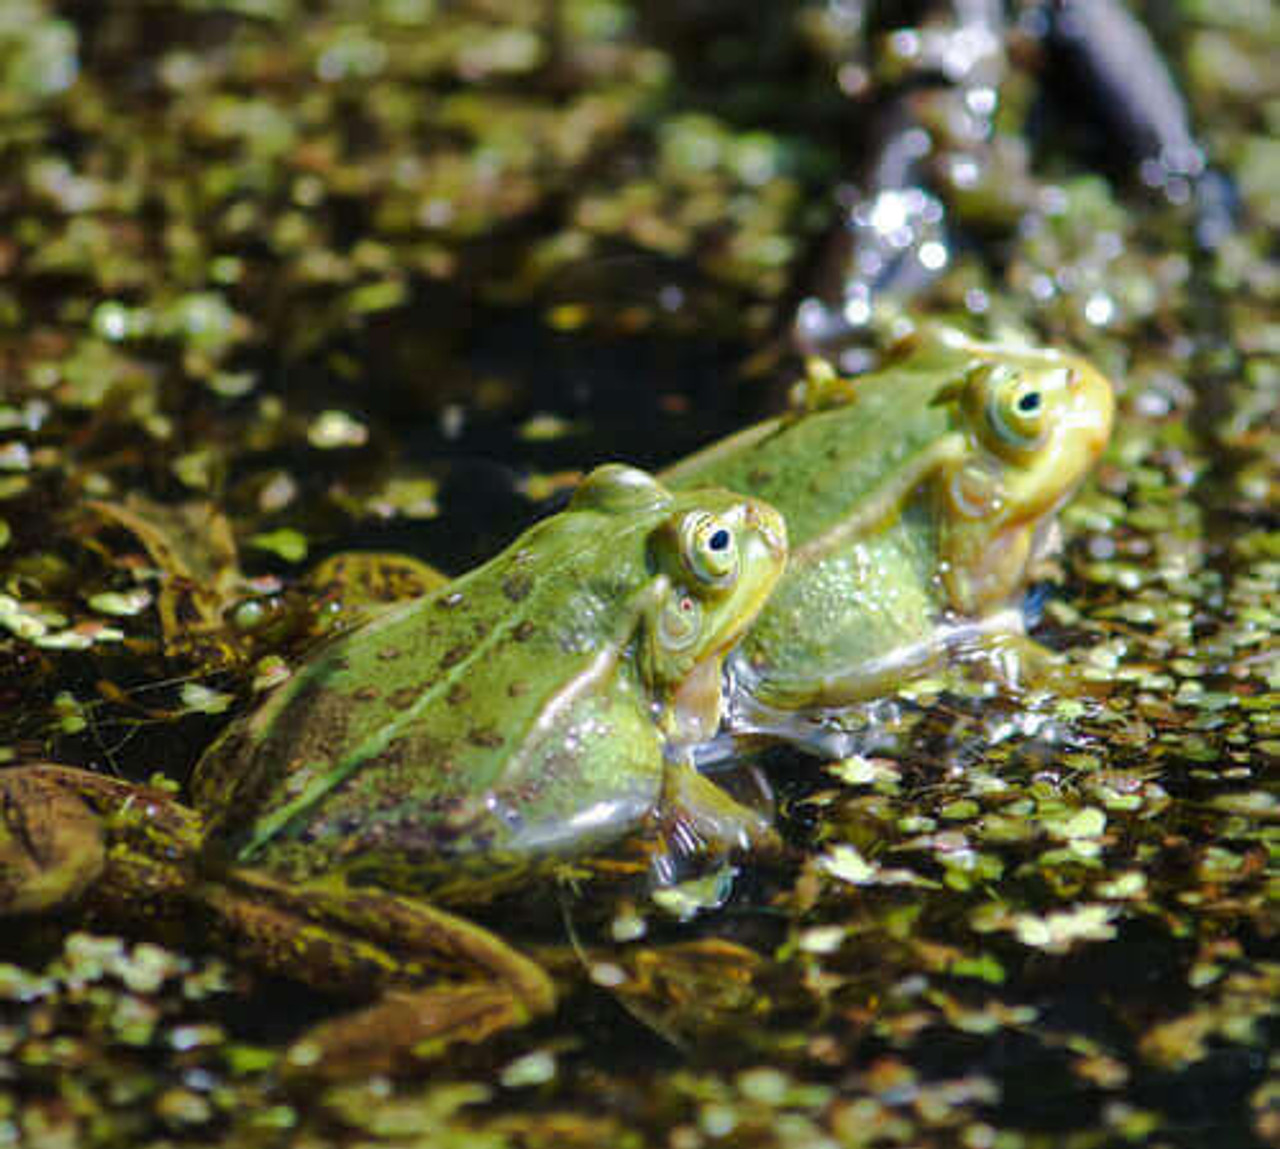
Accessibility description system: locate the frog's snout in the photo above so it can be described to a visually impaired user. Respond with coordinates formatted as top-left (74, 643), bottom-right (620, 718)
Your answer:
top-left (1068, 361), bottom-right (1116, 459)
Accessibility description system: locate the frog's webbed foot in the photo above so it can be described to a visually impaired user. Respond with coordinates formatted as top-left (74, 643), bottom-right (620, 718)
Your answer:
top-left (651, 761), bottom-right (780, 889)
top-left (0, 766), bottom-right (107, 915)
top-left (962, 631), bottom-right (1088, 698)
top-left (202, 871), bottom-right (555, 1078)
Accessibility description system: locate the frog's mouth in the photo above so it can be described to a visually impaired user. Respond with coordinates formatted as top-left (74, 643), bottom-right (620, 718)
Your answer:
top-left (670, 504), bottom-right (787, 747)
top-left (942, 360), bottom-right (1113, 615)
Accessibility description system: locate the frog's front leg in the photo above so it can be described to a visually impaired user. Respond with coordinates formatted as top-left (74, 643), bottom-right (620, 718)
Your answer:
top-left (655, 759), bottom-right (780, 868)
top-left (199, 870), bottom-right (555, 1079)
top-left (961, 629), bottom-right (1088, 698)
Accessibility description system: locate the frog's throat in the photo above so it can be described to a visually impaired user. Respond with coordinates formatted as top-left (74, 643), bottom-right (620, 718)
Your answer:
top-left (941, 473), bottom-right (1084, 616)
top-left (669, 652), bottom-right (727, 748)
top-left (652, 598), bottom-right (744, 749)
top-left (656, 576), bottom-right (778, 751)
top-left (792, 434), bottom-right (967, 567)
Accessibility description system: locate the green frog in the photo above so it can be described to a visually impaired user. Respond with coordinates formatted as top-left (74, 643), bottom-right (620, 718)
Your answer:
top-left (0, 464), bottom-right (787, 1075)
top-left (660, 325), bottom-right (1114, 734)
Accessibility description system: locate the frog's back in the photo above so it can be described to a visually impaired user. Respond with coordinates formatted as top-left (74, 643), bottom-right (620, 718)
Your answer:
top-left (193, 509), bottom-right (665, 887)
top-left (663, 364), bottom-right (956, 547)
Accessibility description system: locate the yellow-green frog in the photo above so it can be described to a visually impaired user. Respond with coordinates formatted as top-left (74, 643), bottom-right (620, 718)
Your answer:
top-left (660, 326), bottom-right (1114, 732)
top-left (0, 464), bottom-right (787, 1075)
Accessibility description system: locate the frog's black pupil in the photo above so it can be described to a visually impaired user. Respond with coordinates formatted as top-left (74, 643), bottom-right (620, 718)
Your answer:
top-left (1018, 391), bottom-right (1042, 413)
top-left (709, 529), bottom-right (731, 552)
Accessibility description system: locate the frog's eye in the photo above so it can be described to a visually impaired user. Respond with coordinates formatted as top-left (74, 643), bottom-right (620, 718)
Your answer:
top-left (980, 366), bottom-right (1048, 452)
top-left (657, 593), bottom-right (703, 652)
top-left (680, 511), bottom-right (739, 589)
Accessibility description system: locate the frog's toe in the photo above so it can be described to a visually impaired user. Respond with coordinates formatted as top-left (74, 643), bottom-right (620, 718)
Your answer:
top-left (660, 763), bottom-right (781, 862)
top-left (974, 633), bottom-right (1090, 696)
top-left (0, 766), bottom-right (107, 914)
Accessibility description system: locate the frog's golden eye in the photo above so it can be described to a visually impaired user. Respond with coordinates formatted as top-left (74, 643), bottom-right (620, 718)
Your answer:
top-left (680, 511), bottom-right (739, 589)
top-left (983, 367), bottom-right (1048, 452)
top-left (657, 593), bottom-right (703, 652)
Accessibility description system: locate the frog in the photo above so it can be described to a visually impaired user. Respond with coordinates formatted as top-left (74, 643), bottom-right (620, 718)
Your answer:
top-left (659, 324), bottom-right (1114, 736)
top-left (0, 463), bottom-right (788, 1076)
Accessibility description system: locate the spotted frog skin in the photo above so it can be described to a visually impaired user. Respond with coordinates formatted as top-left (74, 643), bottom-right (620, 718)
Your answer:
top-left (0, 464), bottom-right (787, 1076)
top-left (661, 326), bottom-right (1114, 728)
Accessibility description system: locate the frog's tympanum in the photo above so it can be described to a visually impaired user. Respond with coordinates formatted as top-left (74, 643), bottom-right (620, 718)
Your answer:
top-left (0, 465), bottom-right (787, 1075)
top-left (662, 326), bottom-right (1114, 731)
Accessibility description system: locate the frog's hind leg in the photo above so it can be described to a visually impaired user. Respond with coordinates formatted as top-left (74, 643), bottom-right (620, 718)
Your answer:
top-left (200, 870), bottom-right (555, 1078)
top-left (287, 980), bottom-right (543, 1080)
top-left (0, 764), bottom-right (204, 920)
top-left (0, 765), bottom-right (107, 914)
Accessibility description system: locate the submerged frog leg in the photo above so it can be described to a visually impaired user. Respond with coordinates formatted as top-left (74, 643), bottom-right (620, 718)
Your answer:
top-left (0, 766), bottom-right (552, 1077)
top-left (0, 764), bottom-right (204, 917)
top-left (0, 766), bottom-right (107, 914)
top-left (199, 870), bottom-right (555, 1078)
top-left (287, 983), bottom-right (543, 1078)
